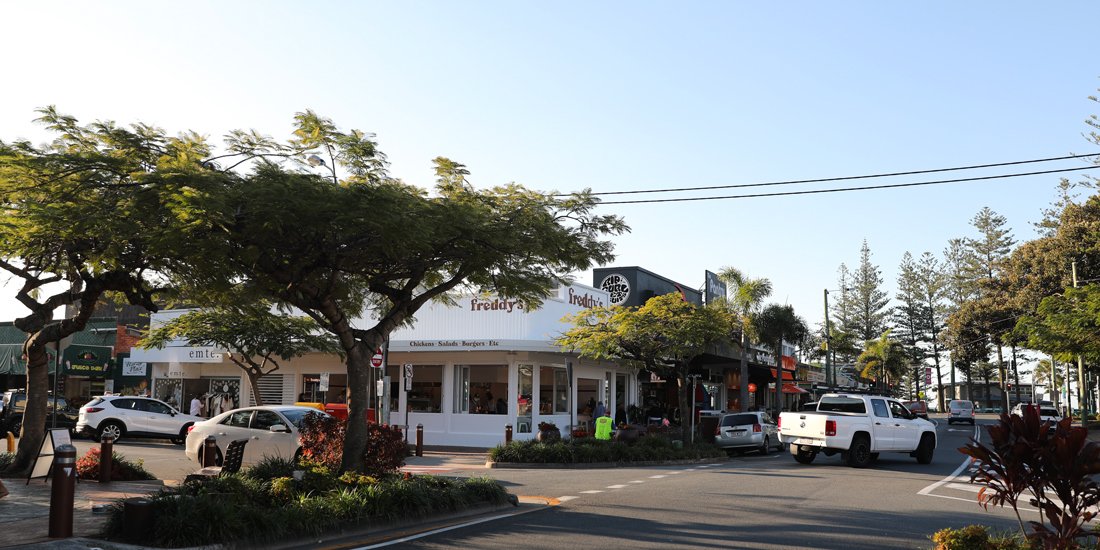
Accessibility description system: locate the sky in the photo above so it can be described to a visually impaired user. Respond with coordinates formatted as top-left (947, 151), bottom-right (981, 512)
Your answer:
top-left (2, 1), bottom-right (1099, 338)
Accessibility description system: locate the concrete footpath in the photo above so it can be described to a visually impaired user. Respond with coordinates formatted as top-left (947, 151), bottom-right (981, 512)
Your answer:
top-left (0, 448), bottom-right (494, 549)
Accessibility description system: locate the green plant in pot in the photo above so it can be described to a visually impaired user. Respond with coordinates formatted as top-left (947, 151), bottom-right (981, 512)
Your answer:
top-left (536, 421), bottom-right (560, 442)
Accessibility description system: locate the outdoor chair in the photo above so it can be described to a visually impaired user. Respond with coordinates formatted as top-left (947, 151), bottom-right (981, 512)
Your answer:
top-left (185, 439), bottom-right (247, 483)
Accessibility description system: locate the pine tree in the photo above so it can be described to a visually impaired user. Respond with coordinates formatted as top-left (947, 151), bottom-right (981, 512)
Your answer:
top-left (916, 251), bottom-right (949, 409)
top-left (893, 252), bottom-right (928, 400)
top-left (849, 240), bottom-right (892, 343)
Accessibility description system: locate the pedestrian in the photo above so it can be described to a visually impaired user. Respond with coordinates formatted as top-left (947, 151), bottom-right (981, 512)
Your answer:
top-left (595, 409), bottom-right (613, 440)
top-left (189, 394), bottom-right (204, 417)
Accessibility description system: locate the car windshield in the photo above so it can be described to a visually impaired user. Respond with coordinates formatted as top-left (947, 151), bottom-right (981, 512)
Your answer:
top-left (1040, 408), bottom-right (1059, 417)
top-left (278, 408), bottom-right (329, 429)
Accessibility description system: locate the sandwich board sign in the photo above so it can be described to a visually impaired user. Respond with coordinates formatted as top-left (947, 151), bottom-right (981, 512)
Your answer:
top-left (27, 428), bottom-right (73, 484)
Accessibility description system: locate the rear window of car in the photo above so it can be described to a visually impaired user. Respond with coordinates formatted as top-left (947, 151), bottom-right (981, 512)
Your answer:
top-left (84, 397), bottom-right (104, 408)
top-left (818, 397), bottom-right (867, 414)
top-left (950, 401), bottom-right (974, 410)
top-left (721, 414), bottom-right (758, 427)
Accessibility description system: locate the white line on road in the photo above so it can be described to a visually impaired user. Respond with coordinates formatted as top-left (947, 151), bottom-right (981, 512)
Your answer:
top-left (649, 475), bottom-right (667, 478)
top-left (351, 511), bottom-right (523, 548)
top-left (628, 480), bottom-right (645, 484)
top-left (579, 490), bottom-right (603, 494)
top-left (606, 485), bottom-right (628, 489)
top-left (668, 471), bottom-right (682, 475)
top-left (558, 496), bottom-right (578, 502)
top-left (918, 422), bottom-right (980, 496)
top-left (946, 483), bottom-right (981, 493)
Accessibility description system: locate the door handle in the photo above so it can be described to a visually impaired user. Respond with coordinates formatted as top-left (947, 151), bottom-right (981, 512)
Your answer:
top-left (894, 424), bottom-right (901, 427)
top-left (875, 422), bottom-right (882, 425)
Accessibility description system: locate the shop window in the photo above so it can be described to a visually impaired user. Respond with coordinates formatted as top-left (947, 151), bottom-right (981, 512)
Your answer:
top-left (539, 366), bottom-right (568, 415)
top-left (454, 365), bottom-right (507, 414)
top-left (300, 374), bottom-right (348, 404)
top-left (408, 365), bottom-right (442, 413)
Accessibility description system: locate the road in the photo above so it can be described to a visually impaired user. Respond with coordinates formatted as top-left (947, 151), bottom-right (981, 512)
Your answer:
top-left (353, 415), bottom-right (1024, 550)
top-left (17, 415), bottom-right (1026, 549)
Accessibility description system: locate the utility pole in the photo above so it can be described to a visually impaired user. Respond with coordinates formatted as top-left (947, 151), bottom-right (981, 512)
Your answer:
top-left (1073, 261), bottom-right (1088, 428)
top-left (824, 289), bottom-right (832, 389)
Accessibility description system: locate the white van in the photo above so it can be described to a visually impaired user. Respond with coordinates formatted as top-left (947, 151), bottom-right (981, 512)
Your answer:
top-left (947, 400), bottom-right (975, 425)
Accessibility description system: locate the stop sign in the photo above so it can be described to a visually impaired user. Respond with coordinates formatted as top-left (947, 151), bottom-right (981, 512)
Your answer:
top-left (371, 348), bottom-right (384, 368)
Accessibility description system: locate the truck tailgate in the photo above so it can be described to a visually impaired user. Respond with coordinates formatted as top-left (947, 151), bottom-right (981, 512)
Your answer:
top-left (779, 412), bottom-right (829, 441)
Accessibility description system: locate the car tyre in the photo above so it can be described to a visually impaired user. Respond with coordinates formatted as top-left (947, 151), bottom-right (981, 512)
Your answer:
top-left (915, 434), bottom-right (935, 464)
top-left (171, 424), bottom-right (192, 445)
top-left (793, 446), bottom-right (817, 464)
top-left (846, 435), bottom-right (873, 468)
top-left (97, 421), bottom-right (124, 442)
top-left (759, 436), bottom-right (771, 455)
top-left (869, 452), bottom-right (879, 464)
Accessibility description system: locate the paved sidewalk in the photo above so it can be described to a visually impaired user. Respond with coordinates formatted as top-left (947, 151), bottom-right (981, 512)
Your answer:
top-left (0, 478), bottom-right (174, 549)
top-left (0, 448), bottom-right (491, 549)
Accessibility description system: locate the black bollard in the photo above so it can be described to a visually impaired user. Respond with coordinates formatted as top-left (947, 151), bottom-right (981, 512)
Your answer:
top-left (99, 433), bottom-right (114, 483)
top-left (505, 424), bottom-right (513, 445)
top-left (416, 423), bottom-right (424, 457)
top-left (202, 436), bottom-right (217, 467)
top-left (48, 444), bottom-right (77, 538)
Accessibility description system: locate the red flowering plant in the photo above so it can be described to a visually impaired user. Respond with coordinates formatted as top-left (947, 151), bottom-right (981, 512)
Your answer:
top-left (74, 448), bottom-right (155, 481)
top-left (298, 413), bottom-right (407, 475)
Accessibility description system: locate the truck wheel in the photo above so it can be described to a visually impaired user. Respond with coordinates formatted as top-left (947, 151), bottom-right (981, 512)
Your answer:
top-left (869, 452), bottom-right (879, 464)
top-left (915, 434), bottom-right (935, 464)
top-left (846, 435), bottom-right (873, 468)
top-left (793, 447), bottom-right (817, 464)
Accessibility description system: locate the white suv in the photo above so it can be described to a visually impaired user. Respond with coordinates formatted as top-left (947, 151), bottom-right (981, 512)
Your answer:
top-left (947, 399), bottom-right (976, 425)
top-left (77, 396), bottom-right (203, 444)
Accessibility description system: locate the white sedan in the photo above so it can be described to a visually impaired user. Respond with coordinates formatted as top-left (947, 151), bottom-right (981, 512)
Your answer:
top-left (184, 405), bottom-right (330, 467)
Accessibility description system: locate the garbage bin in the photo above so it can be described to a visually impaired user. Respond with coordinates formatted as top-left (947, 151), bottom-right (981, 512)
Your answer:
top-left (699, 415), bottom-right (719, 444)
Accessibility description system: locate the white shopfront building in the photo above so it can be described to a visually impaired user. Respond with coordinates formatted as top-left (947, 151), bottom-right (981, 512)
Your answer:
top-left (131, 284), bottom-right (636, 447)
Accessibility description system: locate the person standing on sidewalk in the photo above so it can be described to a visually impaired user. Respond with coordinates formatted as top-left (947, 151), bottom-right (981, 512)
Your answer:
top-left (595, 409), bottom-right (613, 441)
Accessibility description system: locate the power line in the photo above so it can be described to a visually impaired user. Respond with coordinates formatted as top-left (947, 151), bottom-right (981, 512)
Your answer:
top-left (573, 152), bottom-right (1100, 198)
top-left (598, 166), bottom-right (1100, 205)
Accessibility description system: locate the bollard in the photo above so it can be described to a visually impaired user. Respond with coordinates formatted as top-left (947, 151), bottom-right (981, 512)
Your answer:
top-left (99, 433), bottom-right (114, 483)
top-left (48, 444), bottom-right (77, 538)
top-left (5, 431), bottom-right (13, 453)
top-left (202, 436), bottom-right (218, 467)
top-left (122, 497), bottom-right (153, 542)
top-left (505, 424), bottom-right (513, 445)
top-left (415, 423), bottom-right (424, 457)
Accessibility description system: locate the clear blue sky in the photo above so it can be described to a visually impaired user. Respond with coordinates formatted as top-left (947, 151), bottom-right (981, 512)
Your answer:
top-left (2, 1), bottom-right (1099, 334)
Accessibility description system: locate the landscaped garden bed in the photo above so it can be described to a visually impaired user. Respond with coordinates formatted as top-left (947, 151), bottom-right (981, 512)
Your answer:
top-left (488, 433), bottom-right (725, 465)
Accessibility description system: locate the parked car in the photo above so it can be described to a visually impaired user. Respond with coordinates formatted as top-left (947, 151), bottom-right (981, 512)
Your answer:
top-left (902, 400), bottom-right (929, 419)
top-left (0, 390), bottom-right (79, 435)
top-left (713, 411), bottom-right (783, 455)
top-left (1038, 406), bottom-right (1062, 423)
top-left (779, 394), bottom-right (936, 468)
top-left (184, 405), bottom-right (331, 467)
top-left (947, 399), bottom-right (975, 425)
top-left (76, 395), bottom-right (202, 444)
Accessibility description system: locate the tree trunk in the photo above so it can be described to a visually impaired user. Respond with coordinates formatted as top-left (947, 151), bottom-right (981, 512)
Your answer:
top-left (996, 343), bottom-right (1009, 412)
top-left (246, 371), bottom-right (264, 407)
top-left (677, 369), bottom-right (690, 435)
top-left (739, 333), bottom-right (749, 412)
top-left (341, 342), bottom-right (372, 473)
top-left (931, 340), bottom-right (944, 411)
top-left (1011, 344), bottom-right (1020, 404)
top-left (774, 352), bottom-right (783, 417)
top-left (9, 340), bottom-right (51, 475)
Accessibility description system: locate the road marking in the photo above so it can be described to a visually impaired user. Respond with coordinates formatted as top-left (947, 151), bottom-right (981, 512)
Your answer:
top-left (558, 496), bottom-right (578, 502)
top-left (946, 483), bottom-right (981, 493)
top-left (918, 422), bottom-right (981, 496)
top-left (606, 484), bottom-right (627, 489)
top-left (350, 511), bottom-right (527, 548)
top-left (628, 480), bottom-right (645, 484)
top-left (579, 490), bottom-right (603, 494)
top-left (649, 475), bottom-right (667, 479)
top-left (668, 471), bottom-right (682, 475)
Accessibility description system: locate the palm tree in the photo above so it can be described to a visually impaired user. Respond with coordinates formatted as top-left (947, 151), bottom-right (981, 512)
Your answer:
top-left (858, 331), bottom-right (909, 395)
top-left (719, 267), bottom-right (773, 412)
top-left (754, 304), bottom-right (809, 415)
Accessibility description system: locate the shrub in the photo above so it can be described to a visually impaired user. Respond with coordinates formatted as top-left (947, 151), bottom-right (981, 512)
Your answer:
top-left (244, 456), bottom-right (298, 481)
top-left (298, 414), bottom-right (408, 475)
top-left (99, 471), bottom-right (510, 548)
top-left (75, 448), bottom-right (155, 481)
top-left (960, 408), bottom-right (1100, 548)
top-left (488, 436), bottom-right (724, 463)
top-left (929, 525), bottom-right (1035, 550)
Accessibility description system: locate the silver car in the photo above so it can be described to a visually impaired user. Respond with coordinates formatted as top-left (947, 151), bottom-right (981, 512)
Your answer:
top-left (714, 411), bottom-right (783, 455)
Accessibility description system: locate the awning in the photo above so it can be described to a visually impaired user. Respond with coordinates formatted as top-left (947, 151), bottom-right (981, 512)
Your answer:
top-left (769, 369), bottom-right (794, 381)
top-left (783, 383), bottom-right (809, 394)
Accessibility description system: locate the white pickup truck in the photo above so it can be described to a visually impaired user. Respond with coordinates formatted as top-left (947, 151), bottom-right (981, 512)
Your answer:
top-left (777, 393), bottom-right (937, 468)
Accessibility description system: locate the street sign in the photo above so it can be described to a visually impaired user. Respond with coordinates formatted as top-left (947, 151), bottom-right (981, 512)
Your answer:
top-left (371, 348), bottom-right (384, 368)
top-left (403, 363), bottom-right (413, 390)
top-left (319, 373), bottom-right (330, 392)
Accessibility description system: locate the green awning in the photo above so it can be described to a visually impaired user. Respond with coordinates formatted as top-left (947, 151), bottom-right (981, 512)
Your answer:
top-left (0, 320), bottom-right (115, 375)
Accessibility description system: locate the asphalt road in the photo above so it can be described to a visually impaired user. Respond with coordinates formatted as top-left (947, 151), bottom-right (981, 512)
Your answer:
top-left (356, 415), bottom-right (1023, 550)
top-left (13, 414), bottom-right (1026, 549)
